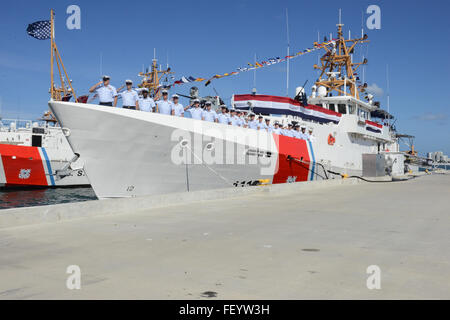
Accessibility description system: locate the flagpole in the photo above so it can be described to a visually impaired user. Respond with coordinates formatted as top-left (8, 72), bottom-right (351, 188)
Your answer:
top-left (50, 9), bottom-right (54, 100)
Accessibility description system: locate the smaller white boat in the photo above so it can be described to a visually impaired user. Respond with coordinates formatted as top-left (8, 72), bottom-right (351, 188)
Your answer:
top-left (0, 114), bottom-right (90, 188)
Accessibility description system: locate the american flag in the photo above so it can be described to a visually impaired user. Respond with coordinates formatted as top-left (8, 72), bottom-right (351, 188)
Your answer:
top-left (26, 20), bottom-right (51, 40)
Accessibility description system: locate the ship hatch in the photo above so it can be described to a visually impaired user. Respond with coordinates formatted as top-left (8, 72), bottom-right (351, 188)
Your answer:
top-left (32, 135), bottom-right (42, 147)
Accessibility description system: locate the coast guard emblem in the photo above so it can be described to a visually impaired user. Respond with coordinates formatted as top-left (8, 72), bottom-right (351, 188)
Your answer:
top-left (287, 176), bottom-right (297, 183)
top-left (19, 169), bottom-right (31, 179)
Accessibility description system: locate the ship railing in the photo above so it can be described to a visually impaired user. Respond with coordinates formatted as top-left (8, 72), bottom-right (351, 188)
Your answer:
top-left (0, 119), bottom-right (46, 132)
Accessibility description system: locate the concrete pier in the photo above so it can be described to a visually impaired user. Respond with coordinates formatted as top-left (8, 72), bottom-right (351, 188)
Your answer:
top-left (0, 174), bottom-right (449, 299)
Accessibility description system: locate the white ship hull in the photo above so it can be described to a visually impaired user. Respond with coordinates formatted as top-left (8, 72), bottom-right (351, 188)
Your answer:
top-left (49, 100), bottom-right (398, 199)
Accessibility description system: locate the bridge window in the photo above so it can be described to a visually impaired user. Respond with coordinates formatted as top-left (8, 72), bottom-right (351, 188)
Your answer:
top-left (358, 108), bottom-right (368, 119)
top-left (328, 104), bottom-right (336, 112)
top-left (338, 104), bottom-right (347, 114)
top-left (348, 104), bottom-right (355, 114)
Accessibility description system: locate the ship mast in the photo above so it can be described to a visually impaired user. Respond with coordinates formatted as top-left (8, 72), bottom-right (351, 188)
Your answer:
top-left (313, 19), bottom-right (369, 99)
top-left (138, 56), bottom-right (174, 101)
top-left (49, 9), bottom-right (77, 102)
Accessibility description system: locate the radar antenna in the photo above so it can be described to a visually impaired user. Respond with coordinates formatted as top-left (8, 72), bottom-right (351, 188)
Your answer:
top-left (313, 16), bottom-right (369, 99)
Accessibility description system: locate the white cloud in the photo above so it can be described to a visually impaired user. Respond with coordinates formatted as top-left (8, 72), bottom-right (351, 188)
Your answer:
top-left (366, 83), bottom-right (384, 97)
top-left (413, 112), bottom-right (448, 123)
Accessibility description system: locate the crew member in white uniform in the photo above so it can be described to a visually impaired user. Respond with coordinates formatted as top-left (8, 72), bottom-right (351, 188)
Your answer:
top-left (138, 88), bottom-right (155, 112)
top-left (281, 123), bottom-right (294, 137)
top-left (293, 125), bottom-right (302, 139)
top-left (171, 94), bottom-right (184, 117)
top-left (89, 75), bottom-right (118, 107)
top-left (299, 126), bottom-right (309, 140)
top-left (288, 124), bottom-right (296, 137)
top-left (236, 111), bottom-right (245, 127)
top-left (273, 122), bottom-right (281, 135)
top-left (188, 99), bottom-right (203, 120)
top-left (156, 89), bottom-right (172, 115)
top-left (229, 109), bottom-right (240, 126)
top-left (247, 114), bottom-right (258, 129)
top-left (201, 101), bottom-right (218, 122)
top-left (307, 127), bottom-right (316, 142)
top-left (256, 116), bottom-right (266, 130)
top-left (241, 112), bottom-right (248, 128)
top-left (118, 80), bottom-right (139, 110)
top-left (217, 106), bottom-right (230, 124)
top-left (265, 118), bottom-right (274, 132)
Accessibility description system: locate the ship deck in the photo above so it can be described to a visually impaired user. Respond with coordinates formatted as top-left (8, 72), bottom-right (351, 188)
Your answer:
top-left (0, 173), bottom-right (449, 299)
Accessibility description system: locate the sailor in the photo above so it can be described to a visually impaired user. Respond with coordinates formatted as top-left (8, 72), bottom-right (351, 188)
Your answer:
top-left (171, 94), bottom-right (184, 117)
top-left (138, 88), bottom-right (155, 112)
top-left (236, 111), bottom-right (245, 127)
top-left (89, 75), bottom-right (118, 107)
top-left (202, 101), bottom-right (218, 122)
top-left (289, 124), bottom-right (297, 137)
top-left (156, 89), bottom-right (173, 115)
top-left (217, 106), bottom-right (231, 124)
top-left (247, 114), bottom-right (258, 129)
top-left (242, 112), bottom-right (249, 128)
top-left (118, 80), bottom-right (139, 110)
top-left (256, 115), bottom-right (266, 130)
top-left (229, 109), bottom-right (240, 126)
top-left (188, 99), bottom-right (203, 120)
top-left (293, 125), bottom-right (302, 139)
top-left (300, 126), bottom-right (309, 140)
top-left (283, 123), bottom-right (294, 137)
top-left (272, 122), bottom-right (282, 135)
top-left (307, 127), bottom-right (316, 142)
top-left (265, 118), bottom-right (274, 132)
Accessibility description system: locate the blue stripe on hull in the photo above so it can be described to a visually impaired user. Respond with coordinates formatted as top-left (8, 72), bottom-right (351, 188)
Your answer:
top-left (308, 140), bottom-right (316, 181)
top-left (41, 147), bottom-right (55, 186)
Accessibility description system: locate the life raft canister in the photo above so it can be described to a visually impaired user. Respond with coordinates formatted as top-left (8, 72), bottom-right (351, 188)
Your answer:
top-left (328, 134), bottom-right (336, 145)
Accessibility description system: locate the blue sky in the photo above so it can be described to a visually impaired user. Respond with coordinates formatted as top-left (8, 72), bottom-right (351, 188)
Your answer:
top-left (0, 0), bottom-right (449, 156)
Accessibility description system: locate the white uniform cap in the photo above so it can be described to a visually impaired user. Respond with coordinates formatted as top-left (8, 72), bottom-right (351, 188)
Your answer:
top-left (125, 79), bottom-right (133, 84)
top-left (161, 89), bottom-right (168, 94)
top-left (172, 94), bottom-right (179, 98)
top-left (193, 98), bottom-right (200, 103)
top-left (102, 75), bottom-right (110, 80)
top-left (142, 88), bottom-right (149, 92)
top-left (205, 101), bottom-right (212, 105)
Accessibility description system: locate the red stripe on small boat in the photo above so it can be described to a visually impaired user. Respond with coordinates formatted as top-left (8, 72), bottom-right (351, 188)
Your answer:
top-left (0, 144), bottom-right (48, 186)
